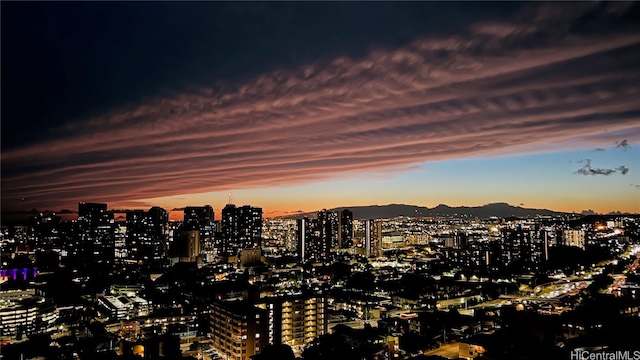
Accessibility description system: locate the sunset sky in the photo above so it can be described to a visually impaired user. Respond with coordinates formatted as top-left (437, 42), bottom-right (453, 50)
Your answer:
top-left (2, 2), bottom-right (639, 220)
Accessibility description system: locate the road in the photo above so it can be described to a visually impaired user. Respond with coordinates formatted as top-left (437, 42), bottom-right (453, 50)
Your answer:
top-left (422, 342), bottom-right (462, 359)
top-left (329, 319), bottom-right (379, 331)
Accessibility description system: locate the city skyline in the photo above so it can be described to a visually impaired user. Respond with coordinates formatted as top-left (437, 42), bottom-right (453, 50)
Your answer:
top-left (2, 196), bottom-right (635, 224)
top-left (2, 2), bottom-right (640, 219)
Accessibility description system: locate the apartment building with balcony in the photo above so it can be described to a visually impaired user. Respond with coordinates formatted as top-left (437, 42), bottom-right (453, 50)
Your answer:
top-left (259, 294), bottom-right (328, 350)
top-left (209, 300), bottom-right (268, 360)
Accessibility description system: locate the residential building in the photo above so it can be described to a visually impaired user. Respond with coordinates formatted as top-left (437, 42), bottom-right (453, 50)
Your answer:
top-left (209, 300), bottom-right (268, 360)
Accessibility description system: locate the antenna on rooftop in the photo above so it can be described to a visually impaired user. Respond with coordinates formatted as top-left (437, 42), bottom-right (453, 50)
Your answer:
top-left (228, 192), bottom-right (232, 204)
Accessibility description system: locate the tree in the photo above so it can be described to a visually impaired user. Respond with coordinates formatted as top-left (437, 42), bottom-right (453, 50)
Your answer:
top-left (161, 334), bottom-right (182, 360)
top-left (302, 334), bottom-right (359, 360)
top-left (252, 344), bottom-right (296, 360)
top-left (329, 262), bottom-right (352, 284)
top-left (400, 332), bottom-right (430, 354)
top-left (587, 274), bottom-right (614, 295)
top-left (346, 272), bottom-right (375, 294)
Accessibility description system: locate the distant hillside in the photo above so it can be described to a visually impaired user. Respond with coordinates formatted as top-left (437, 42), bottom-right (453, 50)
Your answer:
top-left (286, 202), bottom-right (568, 220)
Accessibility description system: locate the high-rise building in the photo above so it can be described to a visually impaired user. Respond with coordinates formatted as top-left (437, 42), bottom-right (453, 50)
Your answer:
top-left (183, 205), bottom-right (215, 257)
top-left (126, 210), bottom-right (146, 260)
top-left (297, 217), bottom-right (310, 262)
top-left (222, 204), bottom-right (239, 256)
top-left (239, 205), bottom-right (263, 249)
top-left (297, 216), bottom-right (330, 262)
top-left (562, 229), bottom-right (586, 250)
top-left (318, 210), bottom-right (339, 250)
top-left (258, 295), bottom-right (328, 349)
top-left (338, 209), bottom-right (354, 248)
top-left (500, 225), bottom-right (545, 271)
top-left (78, 202), bottom-right (109, 225)
top-left (365, 219), bottom-right (382, 258)
top-left (542, 230), bottom-right (550, 262)
top-left (77, 202), bottom-right (115, 264)
top-left (173, 229), bottom-right (200, 263)
top-left (114, 224), bottom-right (128, 261)
top-left (27, 213), bottom-right (63, 250)
top-left (183, 205), bottom-right (214, 229)
top-left (209, 300), bottom-right (268, 360)
top-left (126, 207), bottom-right (168, 263)
top-left (444, 231), bottom-right (468, 249)
top-left (211, 292), bottom-right (328, 357)
top-left (147, 206), bottom-right (169, 261)
top-left (222, 205), bottom-right (262, 257)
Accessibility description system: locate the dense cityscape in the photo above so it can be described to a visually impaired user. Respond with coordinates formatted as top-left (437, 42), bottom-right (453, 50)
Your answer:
top-left (0, 202), bottom-right (638, 359)
top-left (3, 2), bottom-right (640, 360)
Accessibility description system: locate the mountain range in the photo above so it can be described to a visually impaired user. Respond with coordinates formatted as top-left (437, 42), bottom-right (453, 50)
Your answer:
top-left (284, 202), bottom-right (569, 220)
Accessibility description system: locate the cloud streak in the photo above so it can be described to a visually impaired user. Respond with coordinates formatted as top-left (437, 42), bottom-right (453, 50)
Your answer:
top-left (574, 159), bottom-right (630, 176)
top-left (2, 2), bottom-right (640, 210)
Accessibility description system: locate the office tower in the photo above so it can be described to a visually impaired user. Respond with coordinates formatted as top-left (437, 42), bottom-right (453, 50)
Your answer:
top-left (77, 202), bottom-right (115, 264)
top-left (209, 301), bottom-right (268, 360)
top-left (365, 219), bottom-right (382, 258)
top-left (338, 209), bottom-right (354, 248)
top-left (126, 207), bottom-right (169, 263)
top-left (222, 204), bottom-right (263, 257)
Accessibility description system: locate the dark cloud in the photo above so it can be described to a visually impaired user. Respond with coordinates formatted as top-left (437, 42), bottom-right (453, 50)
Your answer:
top-left (593, 148), bottom-right (606, 152)
top-left (616, 166), bottom-right (630, 175)
top-left (615, 139), bottom-right (631, 149)
top-left (0, 2), bottom-right (524, 151)
top-left (2, 2), bottom-right (640, 211)
top-left (574, 159), bottom-right (630, 176)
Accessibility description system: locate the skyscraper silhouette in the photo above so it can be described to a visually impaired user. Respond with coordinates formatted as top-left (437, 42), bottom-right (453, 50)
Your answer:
top-left (222, 204), bottom-right (262, 256)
